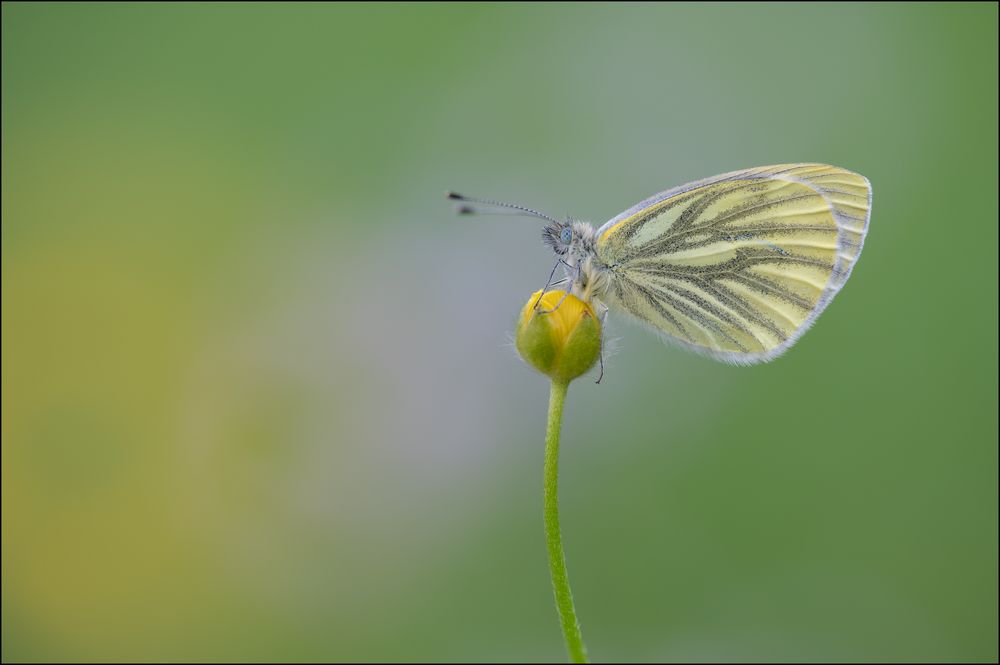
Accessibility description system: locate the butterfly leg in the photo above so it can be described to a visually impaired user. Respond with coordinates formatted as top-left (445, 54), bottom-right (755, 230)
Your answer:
top-left (537, 260), bottom-right (580, 314)
top-left (595, 303), bottom-right (609, 384)
top-left (537, 289), bottom-right (572, 314)
top-left (533, 259), bottom-right (574, 311)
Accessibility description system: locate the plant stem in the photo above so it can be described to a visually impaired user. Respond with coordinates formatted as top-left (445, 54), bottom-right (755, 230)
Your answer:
top-left (544, 379), bottom-right (588, 663)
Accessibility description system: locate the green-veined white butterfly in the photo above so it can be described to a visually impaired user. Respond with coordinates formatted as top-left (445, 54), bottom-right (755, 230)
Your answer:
top-left (451, 163), bottom-right (871, 372)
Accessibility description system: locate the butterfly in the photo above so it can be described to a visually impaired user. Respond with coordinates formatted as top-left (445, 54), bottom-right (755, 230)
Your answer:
top-left (451, 163), bottom-right (871, 370)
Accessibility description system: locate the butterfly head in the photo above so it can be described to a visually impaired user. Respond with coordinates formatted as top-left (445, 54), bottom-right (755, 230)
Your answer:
top-left (542, 221), bottom-right (573, 256)
top-left (445, 191), bottom-right (593, 260)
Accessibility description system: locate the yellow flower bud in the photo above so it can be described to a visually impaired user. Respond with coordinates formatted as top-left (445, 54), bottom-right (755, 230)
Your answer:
top-left (516, 290), bottom-right (602, 383)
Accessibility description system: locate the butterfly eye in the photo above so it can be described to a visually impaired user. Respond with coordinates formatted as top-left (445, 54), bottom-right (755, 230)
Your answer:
top-left (560, 228), bottom-right (573, 244)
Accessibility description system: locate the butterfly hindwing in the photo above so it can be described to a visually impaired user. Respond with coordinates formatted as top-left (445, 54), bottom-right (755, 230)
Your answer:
top-left (595, 164), bottom-right (871, 363)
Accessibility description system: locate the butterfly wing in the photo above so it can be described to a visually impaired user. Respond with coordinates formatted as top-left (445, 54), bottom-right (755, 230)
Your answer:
top-left (595, 164), bottom-right (871, 363)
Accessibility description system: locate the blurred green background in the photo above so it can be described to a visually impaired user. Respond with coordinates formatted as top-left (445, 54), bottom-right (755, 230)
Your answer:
top-left (2, 3), bottom-right (997, 662)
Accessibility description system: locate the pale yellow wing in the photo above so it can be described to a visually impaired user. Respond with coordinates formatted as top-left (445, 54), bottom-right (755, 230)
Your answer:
top-left (595, 164), bottom-right (871, 363)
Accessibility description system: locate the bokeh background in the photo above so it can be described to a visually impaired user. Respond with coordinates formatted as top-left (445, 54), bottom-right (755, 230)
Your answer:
top-left (3, 3), bottom-right (997, 662)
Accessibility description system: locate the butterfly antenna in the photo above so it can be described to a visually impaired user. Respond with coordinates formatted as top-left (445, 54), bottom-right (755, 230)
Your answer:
top-left (446, 191), bottom-right (560, 225)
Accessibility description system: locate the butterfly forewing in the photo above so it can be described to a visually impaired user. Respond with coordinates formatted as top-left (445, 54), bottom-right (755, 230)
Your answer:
top-left (595, 164), bottom-right (871, 363)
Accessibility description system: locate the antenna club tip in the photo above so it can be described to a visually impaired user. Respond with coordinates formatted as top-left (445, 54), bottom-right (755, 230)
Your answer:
top-left (456, 205), bottom-right (476, 215)
top-left (446, 191), bottom-right (465, 200)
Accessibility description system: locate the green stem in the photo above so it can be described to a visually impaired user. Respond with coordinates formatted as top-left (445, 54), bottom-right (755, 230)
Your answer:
top-left (544, 379), bottom-right (588, 663)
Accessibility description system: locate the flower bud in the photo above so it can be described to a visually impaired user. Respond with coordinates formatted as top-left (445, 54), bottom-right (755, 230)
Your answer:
top-left (516, 290), bottom-right (602, 383)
